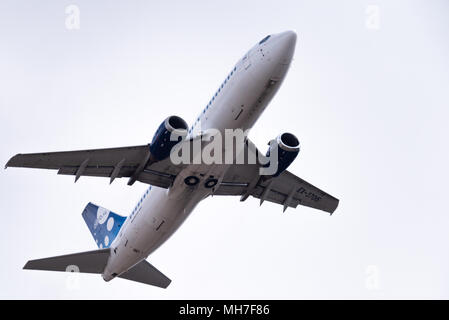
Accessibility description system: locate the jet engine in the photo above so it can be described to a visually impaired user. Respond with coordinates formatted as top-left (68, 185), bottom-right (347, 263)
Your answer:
top-left (264, 132), bottom-right (300, 177)
top-left (149, 116), bottom-right (188, 161)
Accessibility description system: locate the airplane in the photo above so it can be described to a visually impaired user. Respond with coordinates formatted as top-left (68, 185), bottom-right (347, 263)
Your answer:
top-left (6, 30), bottom-right (339, 288)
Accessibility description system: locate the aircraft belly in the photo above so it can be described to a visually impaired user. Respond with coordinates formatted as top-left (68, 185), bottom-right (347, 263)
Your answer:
top-left (127, 171), bottom-right (216, 257)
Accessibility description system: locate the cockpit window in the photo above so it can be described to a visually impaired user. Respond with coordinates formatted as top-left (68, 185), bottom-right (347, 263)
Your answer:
top-left (259, 35), bottom-right (271, 45)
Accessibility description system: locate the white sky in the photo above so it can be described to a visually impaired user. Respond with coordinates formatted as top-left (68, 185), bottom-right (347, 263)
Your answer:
top-left (1, 0), bottom-right (448, 299)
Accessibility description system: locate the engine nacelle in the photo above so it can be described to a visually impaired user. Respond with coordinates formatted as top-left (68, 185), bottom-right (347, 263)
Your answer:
top-left (149, 115), bottom-right (188, 161)
top-left (264, 132), bottom-right (300, 177)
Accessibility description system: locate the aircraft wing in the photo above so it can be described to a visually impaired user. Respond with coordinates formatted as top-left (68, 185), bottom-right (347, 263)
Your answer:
top-left (5, 145), bottom-right (185, 188)
top-left (214, 140), bottom-right (339, 214)
top-left (6, 139), bottom-right (339, 214)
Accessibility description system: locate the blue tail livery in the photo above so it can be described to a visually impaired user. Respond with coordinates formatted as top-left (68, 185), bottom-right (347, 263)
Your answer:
top-left (82, 202), bottom-right (127, 249)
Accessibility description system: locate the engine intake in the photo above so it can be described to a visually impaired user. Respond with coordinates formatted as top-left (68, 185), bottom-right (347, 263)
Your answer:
top-left (265, 132), bottom-right (300, 177)
top-left (149, 115), bottom-right (188, 161)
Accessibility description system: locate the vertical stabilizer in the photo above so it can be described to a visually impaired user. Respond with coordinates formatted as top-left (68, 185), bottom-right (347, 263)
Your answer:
top-left (82, 202), bottom-right (126, 248)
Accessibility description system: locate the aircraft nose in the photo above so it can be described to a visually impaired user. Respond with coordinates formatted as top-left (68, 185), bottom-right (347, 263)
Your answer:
top-left (279, 30), bottom-right (297, 43)
top-left (276, 30), bottom-right (297, 62)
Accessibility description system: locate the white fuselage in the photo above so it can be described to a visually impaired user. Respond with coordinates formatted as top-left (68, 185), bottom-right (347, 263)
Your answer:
top-left (102, 31), bottom-right (297, 281)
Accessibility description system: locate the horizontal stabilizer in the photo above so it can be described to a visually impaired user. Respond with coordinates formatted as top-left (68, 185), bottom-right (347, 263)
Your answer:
top-left (23, 248), bottom-right (110, 274)
top-left (119, 260), bottom-right (171, 288)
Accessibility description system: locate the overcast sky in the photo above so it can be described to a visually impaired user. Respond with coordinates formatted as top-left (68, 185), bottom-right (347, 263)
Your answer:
top-left (1, 0), bottom-right (448, 299)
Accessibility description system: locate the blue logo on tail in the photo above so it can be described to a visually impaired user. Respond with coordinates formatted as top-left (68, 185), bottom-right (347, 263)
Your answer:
top-left (82, 202), bottom-right (126, 249)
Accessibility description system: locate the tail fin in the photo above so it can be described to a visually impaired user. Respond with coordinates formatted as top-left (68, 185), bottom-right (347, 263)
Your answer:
top-left (23, 248), bottom-right (110, 274)
top-left (82, 202), bottom-right (126, 249)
